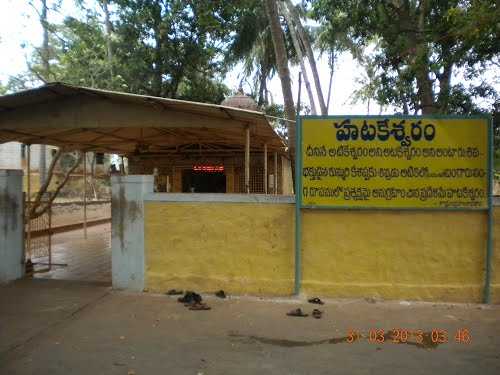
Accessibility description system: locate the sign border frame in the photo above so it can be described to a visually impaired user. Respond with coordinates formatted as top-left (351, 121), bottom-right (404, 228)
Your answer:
top-left (296, 114), bottom-right (493, 211)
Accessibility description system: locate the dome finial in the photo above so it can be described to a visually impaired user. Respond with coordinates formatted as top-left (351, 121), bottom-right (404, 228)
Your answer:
top-left (221, 88), bottom-right (260, 111)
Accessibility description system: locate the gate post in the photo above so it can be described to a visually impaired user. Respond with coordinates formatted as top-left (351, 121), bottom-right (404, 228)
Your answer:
top-left (0, 170), bottom-right (24, 283)
top-left (111, 175), bottom-right (153, 291)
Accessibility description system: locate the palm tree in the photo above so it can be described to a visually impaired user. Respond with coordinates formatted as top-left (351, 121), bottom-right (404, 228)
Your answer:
top-left (279, 1), bottom-right (317, 115)
top-left (264, 0), bottom-right (295, 152)
top-left (282, 0), bottom-right (326, 115)
top-left (226, 4), bottom-right (277, 107)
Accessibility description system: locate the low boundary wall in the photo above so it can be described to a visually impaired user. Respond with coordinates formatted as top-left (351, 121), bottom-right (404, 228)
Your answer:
top-left (144, 194), bottom-right (295, 295)
top-left (111, 175), bottom-right (500, 303)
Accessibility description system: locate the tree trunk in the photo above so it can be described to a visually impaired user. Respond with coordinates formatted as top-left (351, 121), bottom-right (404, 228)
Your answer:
top-left (415, 0), bottom-right (436, 114)
top-left (39, 0), bottom-right (50, 186)
top-left (326, 51), bottom-right (335, 113)
top-left (279, 2), bottom-right (317, 115)
top-left (30, 151), bottom-right (83, 220)
top-left (402, 101), bottom-right (409, 115)
top-left (151, 2), bottom-right (163, 97)
top-left (258, 65), bottom-right (268, 107)
top-left (264, 0), bottom-right (296, 152)
top-left (437, 60), bottom-right (453, 113)
top-left (285, 0), bottom-right (327, 115)
top-left (101, 0), bottom-right (114, 78)
top-left (416, 71), bottom-right (435, 114)
top-left (40, 0), bottom-right (50, 78)
top-left (89, 153), bottom-right (98, 200)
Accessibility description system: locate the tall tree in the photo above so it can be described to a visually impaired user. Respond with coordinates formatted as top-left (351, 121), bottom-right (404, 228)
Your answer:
top-left (13, 0), bottom-right (235, 103)
top-left (100, 0), bottom-right (114, 78)
top-left (37, 0), bottom-right (54, 185)
top-left (226, 1), bottom-right (277, 107)
top-left (264, 0), bottom-right (296, 149)
top-left (111, 0), bottom-right (236, 101)
top-left (284, 0), bottom-right (327, 115)
top-left (312, 0), bottom-right (500, 114)
top-left (279, 1), bottom-right (317, 114)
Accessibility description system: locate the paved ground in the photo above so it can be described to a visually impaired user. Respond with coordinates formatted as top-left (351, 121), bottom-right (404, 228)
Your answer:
top-left (0, 279), bottom-right (499, 375)
top-left (34, 224), bottom-right (111, 284)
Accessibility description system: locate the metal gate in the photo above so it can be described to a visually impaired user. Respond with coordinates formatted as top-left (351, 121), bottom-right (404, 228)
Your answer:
top-left (24, 197), bottom-right (53, 273)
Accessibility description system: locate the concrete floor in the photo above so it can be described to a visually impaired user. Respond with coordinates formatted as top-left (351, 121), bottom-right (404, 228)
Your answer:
top-left (34, 224), bottom-right (111, 284)
top-left (0, 279), bottom-right (499, 375)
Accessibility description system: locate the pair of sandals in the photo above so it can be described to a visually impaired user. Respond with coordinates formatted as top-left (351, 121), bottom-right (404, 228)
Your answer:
top-left (177, 291), bottom-right (203, 304)
top-left (307, 297), bottom-right (324, 305)
top-left (287, 308), bottom-right (323, 319)
top-left (173, 291), bottom-right (211, 311)
top-left (188, 302), bottom-right (211, 311)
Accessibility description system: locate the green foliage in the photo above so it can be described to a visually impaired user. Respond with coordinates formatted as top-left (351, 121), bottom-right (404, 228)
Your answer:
top-left (311, 0), bottom-right (499, 115)
top-left (109, 0), bottom-right (238, 101)
top-left (8, 0), bottom-right (243, 103)
top-left (263, 101), bottom-right (310, 141)
top-left (263, 103), bottom-right (287, 138)
top-left (176, 75), bottom-right (229, 104)
top-left (225, 0), bottom-right (299, 107)
top-left (52, 14), bottom-right (126, 90)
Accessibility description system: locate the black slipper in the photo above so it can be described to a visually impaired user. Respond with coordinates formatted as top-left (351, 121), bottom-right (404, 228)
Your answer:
top-left (215, 290), bottom-right (226, 298)
top-left (312, 309), bottom-right (323, 319)
top-left (178, 291), bottom-right (202, 304)
top-left (308, 297), bottom-right (324, 305)
top-left (166, 289), bottom-right (183, 295)
top-left (286, 308), bottom-right (308, 317)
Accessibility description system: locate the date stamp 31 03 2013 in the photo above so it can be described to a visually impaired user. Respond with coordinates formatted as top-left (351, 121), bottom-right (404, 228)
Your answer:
top-left (346, 328), bottom-right (472, 346)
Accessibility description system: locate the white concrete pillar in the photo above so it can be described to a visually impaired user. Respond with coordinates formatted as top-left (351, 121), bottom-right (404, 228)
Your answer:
top-left (0, 170), bottom-right (24, 283)
top-left (111, 175), bottom-right (153, 291)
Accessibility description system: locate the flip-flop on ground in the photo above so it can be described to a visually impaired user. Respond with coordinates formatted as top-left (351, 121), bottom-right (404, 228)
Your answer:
top-left (286, 308), bottom-right (308, 317)
top-left (178, 291), bottom-right (202, 304)
top-left (189, 302), bottom-right (211, 311)
top-left (166, 289), bottom-right (183, 295)
top-left (312, 309), bottom-right (323, 319)
top-left (308, 297), bottom-right (324, 305)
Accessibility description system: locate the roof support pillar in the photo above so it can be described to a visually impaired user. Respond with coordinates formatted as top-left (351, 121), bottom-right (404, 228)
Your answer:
top-left (26, 144), bottom-right (31, 259)
top-left (274, 151), bottom-right (278, 195)
top-left (83, 152), bottom-right (87, 240)
top-left (245, 125), bottom-right (250, 194)
top-left (264, 144), bottom-right (268, 194)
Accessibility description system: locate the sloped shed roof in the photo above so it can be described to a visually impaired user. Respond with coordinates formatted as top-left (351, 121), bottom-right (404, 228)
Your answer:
top-left (0, 82), bottom-right (286, 155)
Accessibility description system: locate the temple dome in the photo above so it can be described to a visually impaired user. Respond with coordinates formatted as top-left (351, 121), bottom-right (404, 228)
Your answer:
top-left (221, 89), bottom-right (259, 111)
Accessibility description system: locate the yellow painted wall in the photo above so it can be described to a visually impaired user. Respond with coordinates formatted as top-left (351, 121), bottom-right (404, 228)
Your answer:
top-left (302, 210), bottom-right (496, 303)
top-left (145, 202), bottom-right (295, 295)
top-left (144, 200), bottom-right (500, 303)
top-left (492, 207), bottom-right (500, 303)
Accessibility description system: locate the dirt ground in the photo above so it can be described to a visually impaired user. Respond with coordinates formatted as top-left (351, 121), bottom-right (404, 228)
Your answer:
top-left (0, 279), bottom-right (499, 375)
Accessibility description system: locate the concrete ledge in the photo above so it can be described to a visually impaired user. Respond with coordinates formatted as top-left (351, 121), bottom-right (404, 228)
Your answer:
top-left (302, 281), bottom-right (485, 303)
top-left (144, 193), bottom-right (295, 204)
top-left (145, 193), bottom-right (500, 206)
top-left (29, 217), bottom-right (111, 238)
top-left (0, 169), bottom-right (23, 177)
top-left (111, 174), bottom-right (154, 184)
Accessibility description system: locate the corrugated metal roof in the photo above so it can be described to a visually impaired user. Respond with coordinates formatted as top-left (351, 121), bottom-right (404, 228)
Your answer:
top-left (0, 82), bottom-right (287, 154)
